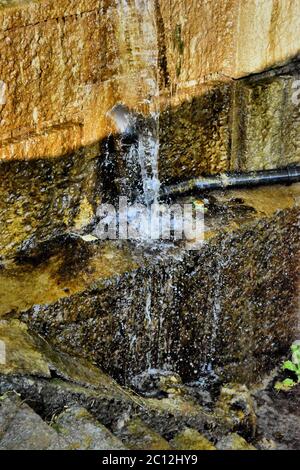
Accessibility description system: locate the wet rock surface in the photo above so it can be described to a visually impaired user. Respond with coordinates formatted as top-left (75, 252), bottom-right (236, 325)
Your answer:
top-left (159, 79), bottom-right (232, 184)
top-left (231, 62), bottom-right (300, 172)
top-left (0, 320), bottom-right (299, 450)
top-left (170, 428), bottom-right (216, 451)
top-left (1, 1), bottom-right (300, 260)
top-left (216, 433), bottom-right (256, 451)
top-left (0, 0), bottom-right (299, 453)
top-left (215, 384), bottom-right (257, 439)
top-left (253, 385), bottom-right (300, 450)
top-left (0, 152), bottom-right (101, 261)
top-left (53, 406), bottom-right (126, 450)
top-left (0, 184), bottom-right (298, 386)
top-left (115, 417), bottom-right (171, 451)
top-left (0, 394), bottom-right (65, 450)
top-left (130, 370), bottom-right (183, 398)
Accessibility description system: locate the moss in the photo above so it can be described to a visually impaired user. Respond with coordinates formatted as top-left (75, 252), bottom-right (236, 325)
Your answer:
top-left (171, 428), bottom-right (216, 450)
top-left (120, 418), bottom-right (171, 450)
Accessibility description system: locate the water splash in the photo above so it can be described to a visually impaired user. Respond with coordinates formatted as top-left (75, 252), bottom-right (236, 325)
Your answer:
top-left (136, 112), bottom-right (161, 207)
top-left (108, 105), bottom-right (160, 207)
top-left (201, 239), bottom-right (228, 378)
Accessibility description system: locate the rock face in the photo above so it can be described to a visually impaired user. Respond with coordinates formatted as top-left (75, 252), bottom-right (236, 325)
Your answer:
top-left (254, 386), bottom-right (300, 451)
top-left (0, 0), bottom-right (299, 451)
top-left (1, 1), bottom-right (300, 259)
top-left (160, 62), bottom-right (300, 183)
top-left (236, 0), bottom-right (300, 77)
top-left (158, 0), bottom-right (300, 85)
top-left (0, 319), bottom-right (299, 450)
top-left (1, 184), bottom-right (299, 385)
top-left (0, 395), bottom-right (64, 450)
top-left (1, 0), bottom-right (300, 169)
top-left (0, 152), bottom-right (101, 260)
top-left (216, 433), bottom-right (256, 451)
top-left (158, 78), bottom-right (232, 184)
top-left (0, 0), bottom-right (159, 161)
top-left (215, 384), bottom-right (257, 439)
top-left (54, 406), bottom-right (126, 450)
top-left (2, 63), bottom-right (300, 260)
top-left (170, 428), bottom-right (216, 451)
top-left (231, 64), bottom-right (300, 172)
top-left (116, 418), bottom-right (171, 450)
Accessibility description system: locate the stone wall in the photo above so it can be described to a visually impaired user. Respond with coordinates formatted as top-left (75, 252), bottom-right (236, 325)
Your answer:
top-left (0, 0), bottom-right (158, 160)
top-left (0, 148), bottom-right (101, 260)
top-left (157, 0), bottom-right (300, 181)
top-left (0, 0), bottom-right (160, 258)
top-left (1, 0), bottom-right (300, 259)
top-left (0, 0), bottom-right (108, 159)
top-left (1, 0), bottom-right (300, 165)
top-left (158, 0), bottom-right (300, 87)
top-left (231, 65), bottom-right (300, 171)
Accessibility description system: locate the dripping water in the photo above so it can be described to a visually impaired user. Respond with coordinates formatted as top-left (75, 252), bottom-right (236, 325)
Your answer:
top-left (110, 0), bottom-right (161, 210)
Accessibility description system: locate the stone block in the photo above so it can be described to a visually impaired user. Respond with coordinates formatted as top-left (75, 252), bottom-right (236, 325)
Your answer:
top-left (231, 66), bottom-right (300, 171)
top-left (159, 79), bottom-right (233, 185)
top-left (0, 149), bottom-right (101, 260)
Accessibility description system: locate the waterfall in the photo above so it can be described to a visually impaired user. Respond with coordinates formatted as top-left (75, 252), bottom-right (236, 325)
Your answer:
top-left (136, 113), bottom-right (161, 206)
top-left (108, 105), bottom-right (160, 206)
top-left (111, 0), bottom-right (161, 207)
top-left (201, 239), bottom-right (227, 379)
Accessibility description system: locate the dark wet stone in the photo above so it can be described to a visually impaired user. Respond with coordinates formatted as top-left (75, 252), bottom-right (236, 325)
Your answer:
top-left (216, 432), bottom-right (256, 450)
top-left (0, 319), bottom-right (142, 429)
top-left (215, 384), bottom-right (257, 439)
top-left (0, 321), bottom-right (299, 450)
top-left (115, 417), bottom-right (171, 450)
top-left (0, 395), bottom-right (65, 450)
top-left (159, 80), bottom-right (232, 185)
top-left (54, 406), bottom-right (126, 450)
top-left (0, 149), bottom-right (101, 262)
top-left (253, 385), bottom-right (300, 450)
top-left (130, 369), bottom-right (183, 398)
top-left (4, 184), bottom-right (298, 387)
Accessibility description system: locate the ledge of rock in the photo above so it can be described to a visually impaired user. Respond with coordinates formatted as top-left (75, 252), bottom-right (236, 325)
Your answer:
top-left (0, 184), bottom-right (298, 385)
top-left (0, 319), bottom-right (299, 449)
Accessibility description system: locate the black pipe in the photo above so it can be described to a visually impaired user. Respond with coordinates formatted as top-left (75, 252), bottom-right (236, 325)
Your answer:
top-left (160, 166), bottom-right (300, 199)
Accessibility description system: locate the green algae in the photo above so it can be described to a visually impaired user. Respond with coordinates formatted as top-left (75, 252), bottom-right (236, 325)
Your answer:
top-left (118, 418), bottom-right (171, 450)
top-left (171, 428), bottom-right (216, 450)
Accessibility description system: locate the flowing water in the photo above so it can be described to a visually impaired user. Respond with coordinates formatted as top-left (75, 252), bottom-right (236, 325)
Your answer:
top-left (111, 0), bottom-right (161, 208)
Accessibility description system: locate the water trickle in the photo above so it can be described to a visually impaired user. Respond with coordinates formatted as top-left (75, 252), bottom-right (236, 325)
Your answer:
top-left (108, 105), bottom-right (161, 207)
top-left (207, 290), bottom-right (222, 371)
top-left (201, 238), bottom-right (228, 380)
top-left (145, 283), bottom-right (154, 370)
top-left (109, 0), bottom-right (161, 208)
top-left (136, 112), bottom-right (161, 207)
top-left (145, 289), bottom-right (152, 324)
